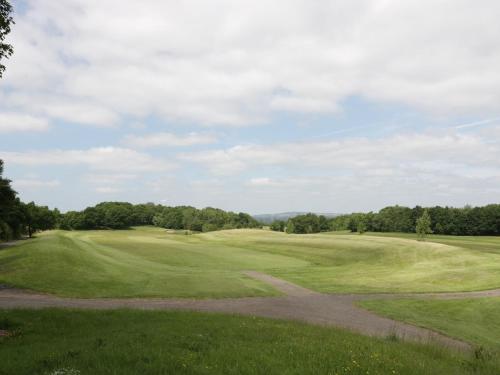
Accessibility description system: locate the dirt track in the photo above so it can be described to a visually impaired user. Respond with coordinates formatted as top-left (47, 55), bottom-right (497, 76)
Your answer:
top-left (3, 270), bottom-right (499, 351)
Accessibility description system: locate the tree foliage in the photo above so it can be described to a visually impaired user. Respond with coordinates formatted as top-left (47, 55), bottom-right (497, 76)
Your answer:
top-left (330, 204), bottom-right (500, 236)
top-left (0, 160), bottom-right (59, 239)
top-left (269, 220), bottom-right (286, 232)
top-left (285, 213), bottom-right (330, 234)
top-left (59, 202), bottom-right (261, 232)
top-left (151, 206), bottom-right (260, 232)
top-left (22, 202), bottom-right (59, 237)
top-left (0, 159), bottom-right (20, 239)
top-left (415, 209), bottom-right (432, 240)
top-left (280, 204), bottom-right (500, 236)
top-left (0, 0), bottom-right (14, 78)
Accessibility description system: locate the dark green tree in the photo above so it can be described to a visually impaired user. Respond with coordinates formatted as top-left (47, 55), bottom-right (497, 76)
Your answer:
top-left (0, 159), bottom-right (19, 240)
top-left (416, 209), bottom-right (432, 240)
top-left (286, 214), bottom-right (321, 234)
top-left (0, 0), bottom-right (14, 78)
top-left (270, 220), bottom-right (286, 232)
top-left (357, 215), bottom-right (367, 234)
top-left (22, 202), bottom-right (57, 237)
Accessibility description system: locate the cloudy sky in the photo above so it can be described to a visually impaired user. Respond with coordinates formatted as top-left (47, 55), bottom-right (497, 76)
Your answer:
top-left (1, 0), bottom-right (500, 214)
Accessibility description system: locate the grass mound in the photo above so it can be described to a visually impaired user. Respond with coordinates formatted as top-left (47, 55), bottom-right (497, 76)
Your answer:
top-left (1, 227), bottom-right (500, 297)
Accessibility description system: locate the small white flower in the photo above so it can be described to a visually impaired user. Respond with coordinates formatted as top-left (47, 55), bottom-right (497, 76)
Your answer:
top-left (47, 368), bottom-right (81, 375)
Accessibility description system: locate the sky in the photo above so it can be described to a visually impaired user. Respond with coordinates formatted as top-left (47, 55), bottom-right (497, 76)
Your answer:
top-left (1, 0), bottom-right (500, 214)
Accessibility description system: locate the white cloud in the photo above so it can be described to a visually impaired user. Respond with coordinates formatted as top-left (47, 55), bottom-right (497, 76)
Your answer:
top-left (13, 178), bottom-right (60, 189)
top-left (2, 1), bottom-right (500, 127)
top-left (248, 177), bottom-right (279, 187)
top-left (122, 132), bottom-right (217, 148)
top-left (0, 113), bottom-right (50, 133)
top-left (1, 147), bottom-right (174, 172)
top-left (3, 94), bottom-right (119, 127)
top-left (42, 101), bottom-right (119, 127)
top-left (83, 173), bottom-right (137, 185)
top-left (480, 125), bottom-right (500, 139)
top-left (181, 132), bottom-right (500, 178)
top-left (455, 117), bottom-right (500, 129)
top-left (3, 1), bottom-right (500, 213)
top-left (179, 129), bottom-right (500, 212)
top-left (95, 187), bottom-right (122, 194)
top-left (179, 144), bottom-right (290, 175)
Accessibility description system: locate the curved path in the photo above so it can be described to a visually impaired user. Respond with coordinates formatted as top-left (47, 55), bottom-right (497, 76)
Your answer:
top-left (3, 271), bottom-right (499, 351)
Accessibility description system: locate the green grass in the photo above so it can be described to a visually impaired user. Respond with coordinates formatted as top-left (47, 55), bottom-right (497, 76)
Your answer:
top-left (1, 309), bottom-right (498, 375)
top-left (1, 227), bottom-right (500, 297)
top-left (359, 232), bottom-right (500, 255)
top-left (359, 297), bottom-right (500, 350)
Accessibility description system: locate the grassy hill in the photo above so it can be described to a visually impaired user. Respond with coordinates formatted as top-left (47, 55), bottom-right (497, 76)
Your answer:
top-left (1, 227), bottom-right (500, 297)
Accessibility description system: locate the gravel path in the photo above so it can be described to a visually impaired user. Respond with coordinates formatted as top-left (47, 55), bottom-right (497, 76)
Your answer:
top-left (2, 271), bottom-right (498, 351)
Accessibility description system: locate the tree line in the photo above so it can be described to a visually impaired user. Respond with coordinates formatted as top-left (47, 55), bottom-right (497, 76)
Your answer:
top-left (271, 205), bottom-right (500, 236)
top-left (1, 159), bottom-right (260, 239)
top-left (3, 156), bottom-right (500, 238)
top-left (61, 202), bottom-right (260, 232)
top-left (0, 160), bottom-right (59, 240)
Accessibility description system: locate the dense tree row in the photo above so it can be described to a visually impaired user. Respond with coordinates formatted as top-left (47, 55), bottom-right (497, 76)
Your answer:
top-left (269, 213), bottom-right (330, 234)
top-left (1, 159), bottom-right (260, 238)
top-left (0, 160), bottom-right (59, 240)
top-left (329, 205), bottom-right (500, 236)
top-left (152, 206), bottom-right (260, 232)
top-left (269, 204), bottom-right (500, 236)
top-left (60, 202), bottom-right (260, 232)
top-left (331, 204), bottom-right (500, 235)
top-left (285, 213), bottom-right (330, 234)
top-left (59, 202), bottom-right (157, 230)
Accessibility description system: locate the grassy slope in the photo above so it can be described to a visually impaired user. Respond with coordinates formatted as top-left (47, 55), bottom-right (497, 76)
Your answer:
top-left (253, 233), bottom-right (500, 293)
top-left (0, 228), bottom-right (282, 298)
top-left (360, 231), bottom-right (500, 255)
top-left (1, 309), bottom-right (498, 375)
top-left (1, 227), bottom-right (500, 297)
top-left (360, 297), bottom-right (500, 350)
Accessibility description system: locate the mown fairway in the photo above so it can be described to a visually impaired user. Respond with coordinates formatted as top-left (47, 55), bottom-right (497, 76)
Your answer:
top-left (1, 227), bottom-right (500, 297)
top-left (1, 309), bottom-right (499, 375)
top-left (360, 297), bottom-right (500, 350)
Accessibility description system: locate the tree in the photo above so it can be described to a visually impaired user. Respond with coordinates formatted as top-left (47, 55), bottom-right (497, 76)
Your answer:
top-left (318, 215), bottom-right (330, 232)
top-left (329, 215), bottom-right (351, 231)
top-left (357, 215), bottom-right (367, 234)
top-left (101, 204), bottom-right (131, 229)
top-left (285, 214), bottom-right (316, 233)
top-left (0, 159), bottom-right (18, 240)
top-left (0, 0), bottom-right (14, 78)
top-left (270, 220), bottom-right (285, 232)
top-left (22, 202), bottom-right (58, 237)
top-left (416, 209), bottom-right (432, 240)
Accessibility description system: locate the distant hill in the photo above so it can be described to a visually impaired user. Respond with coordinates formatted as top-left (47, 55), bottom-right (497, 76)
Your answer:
top-left (253, 212), bottom-right (340, 224)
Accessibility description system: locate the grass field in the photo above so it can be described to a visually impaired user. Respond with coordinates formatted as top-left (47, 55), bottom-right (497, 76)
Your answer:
top-left (1, 227), bottom-right (500, 297)
top-left (359, 232), bottom-right (500, 255)
top-left (360, 297), bottom-right (500, 350)
top-left (1, 309), bottom-right (498, 375)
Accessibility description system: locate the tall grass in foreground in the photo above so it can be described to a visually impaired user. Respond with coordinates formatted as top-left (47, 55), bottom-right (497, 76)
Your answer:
top-left (1, 309), bottom-right (499, 375)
